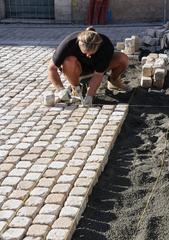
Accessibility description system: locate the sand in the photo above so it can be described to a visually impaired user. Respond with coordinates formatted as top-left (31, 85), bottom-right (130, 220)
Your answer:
top-left (72, 59), bottom-right (169, 240)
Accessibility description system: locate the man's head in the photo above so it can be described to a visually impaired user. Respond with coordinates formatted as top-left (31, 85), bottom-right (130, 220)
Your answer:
top-left (77, 26), bottom-right (103, 57)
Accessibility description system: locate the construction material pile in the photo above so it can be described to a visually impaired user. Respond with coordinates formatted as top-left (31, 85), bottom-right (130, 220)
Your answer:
top-left (116, 35), bottom-right (140, 55)
top-left (141, 53), bottom-right (169, 89)
top-left (141, 22), bottom-right (169, 53)
top-left (116, 22), bottom-right (169, 55)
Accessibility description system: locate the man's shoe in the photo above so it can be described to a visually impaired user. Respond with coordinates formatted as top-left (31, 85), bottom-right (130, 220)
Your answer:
top-left (107, 78), bottom-right (132, 92)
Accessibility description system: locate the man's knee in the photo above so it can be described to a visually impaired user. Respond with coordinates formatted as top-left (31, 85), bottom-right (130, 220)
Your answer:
top-left (118, 52), bottom-right (129, 70)
top-left (63, 56), bottom-right (78, 69)
top-left (63, 56), bottom-right (81, 75)
top-left (109, 52), bottom-right (129, 71)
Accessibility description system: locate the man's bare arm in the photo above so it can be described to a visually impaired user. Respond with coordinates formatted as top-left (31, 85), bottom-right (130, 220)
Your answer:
top-left (48, 60), bottom-right (64, 90)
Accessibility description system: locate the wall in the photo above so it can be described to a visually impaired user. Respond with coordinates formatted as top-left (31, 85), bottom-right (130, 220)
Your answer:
top-left (54, 0), bottom-right (72, 23)
top-left (71, 0), bottom-right (89, 24)
top-left (109, 0), bottom-right (164, 23)
top-left (1, 0), bottom-right (169, 24)
top-left (71, 0), bottom-right (168, 24)
top-left (0, 0), bottom-right (5, 19)
top-left (166, 0), bottom-right (169, 21)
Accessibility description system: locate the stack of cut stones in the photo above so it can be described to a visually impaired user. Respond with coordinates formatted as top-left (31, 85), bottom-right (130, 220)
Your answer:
top-left (141, 53), bottom-right (169, 89)
top-left (116, 35), bottom-right (140, 55)
top-left (141, 23), bottom-right (169, 53)
top-left (116, 22), bottom-right (169, 55)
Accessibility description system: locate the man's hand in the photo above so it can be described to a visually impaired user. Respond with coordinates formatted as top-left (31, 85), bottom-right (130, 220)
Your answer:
top-left (83, 96), bottom-right (93, 107)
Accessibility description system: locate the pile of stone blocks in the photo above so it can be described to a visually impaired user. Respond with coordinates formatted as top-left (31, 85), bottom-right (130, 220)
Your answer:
top-left (116, 22), bottom-right (169, 55)
top-left (141, 53), bottom-right (169, 89)
top-left (141, 22), bottom-right (169, 52)
top-left (116, 35), bottom-right (141, 55)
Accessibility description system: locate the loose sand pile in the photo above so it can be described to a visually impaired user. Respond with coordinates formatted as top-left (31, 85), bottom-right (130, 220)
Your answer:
top-left (72, 59), bottom-right (169, 240)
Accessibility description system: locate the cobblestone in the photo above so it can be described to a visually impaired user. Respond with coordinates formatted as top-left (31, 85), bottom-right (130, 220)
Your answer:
top-left (0, 25), bottom-right (130, 239)
top-left (17, 180), bottom-right (36, 191)
top-left (45, 193), bottom-right (66, 205)
top-left (33, 214), bottom-right (56, 225)
top-left (0, 210), bottom-right (15, 221)
top-left (39, 204), bottom-right (61, 215)
top-left (25, 196), bottom-right (44, 207)
top-left (9, 216), bottom-right (32, 228)
top-left (1, 199), bottom-right (23, 210)
top-left (27, 224), bottom-right (50, 238)
top-left (1, 227), bottom-right (26, 240)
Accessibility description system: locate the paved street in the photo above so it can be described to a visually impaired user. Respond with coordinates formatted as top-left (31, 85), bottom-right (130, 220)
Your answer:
top-left (0, 23), bottom-right (160, 239)
top-left (0, 23), bottom-right (160, 46)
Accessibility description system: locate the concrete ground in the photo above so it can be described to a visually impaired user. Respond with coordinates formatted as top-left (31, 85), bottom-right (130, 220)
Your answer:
top-left (0, 23), bottom-right (161, 240)
top-left (0, 23), bottom-right (161, 46)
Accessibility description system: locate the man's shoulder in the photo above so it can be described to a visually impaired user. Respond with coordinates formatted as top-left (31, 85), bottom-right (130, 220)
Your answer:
top-left (60, 31), bottom-right (80, 45)
top-left (100, 33), bottom-right (112, 43)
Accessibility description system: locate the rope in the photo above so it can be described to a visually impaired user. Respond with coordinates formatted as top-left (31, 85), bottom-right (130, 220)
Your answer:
top-left (129, 105), bottom-right (169, 108)
top-left (127, 87), bottom-right (169, 108)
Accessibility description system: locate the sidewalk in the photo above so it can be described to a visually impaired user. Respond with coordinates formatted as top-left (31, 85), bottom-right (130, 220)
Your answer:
top-left (0, 23), bottom-right (158, 239)
top-left (0, 23), bottom-right (161, 46)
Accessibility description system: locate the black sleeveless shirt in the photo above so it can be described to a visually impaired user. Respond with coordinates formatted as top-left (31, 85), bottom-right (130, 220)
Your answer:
top-left (53, 31), bottom-right (114, 73)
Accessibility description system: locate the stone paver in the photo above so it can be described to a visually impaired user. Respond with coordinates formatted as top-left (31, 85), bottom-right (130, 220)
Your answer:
top-left (0, 25), bottom-right (131, 239)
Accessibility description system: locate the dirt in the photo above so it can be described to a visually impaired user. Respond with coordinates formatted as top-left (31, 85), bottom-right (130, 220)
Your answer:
top-left (72, 57), bottom-right (169, 240)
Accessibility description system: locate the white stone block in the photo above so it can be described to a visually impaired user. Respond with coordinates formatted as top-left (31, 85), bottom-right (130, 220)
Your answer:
top-left (154, 58), bottom-right (165, 68)
top-left (159, 53), bottom-right (169, 65)
top-left (148, 53), bottom-right (159, 60)
top-left (141, 56), bottom-right (148, 65)
top-left (153, 68), bottom-right (165, 89)
top-left (1, 228), bottom-right (26, 240)
top-left (131, 35), bottom-right (141, 52)
top-left (116, 42), bottom-right (125, 50)
top-left (124, 38), bottom-right (135, 54)
top-left (39, 204), bottom-right (61, 215)
top-left (140, 76), bottom-right (152, 88)
top-left (43, 91), bottom-right (55, 106)
top-left (9, 216), bottom-right (31, 228)
top-left (0, 210), bottom-right (15, 221)
top-left (47, 229), bottom-right (69, 240)
top-left (59, 206), bottom-right (79, 218)
top-left (142, 63), bottom-right (153, 77)
top-left (65, 196), bottom-right (86, 208)
top-left (2, 199), bottom-right (23, 210)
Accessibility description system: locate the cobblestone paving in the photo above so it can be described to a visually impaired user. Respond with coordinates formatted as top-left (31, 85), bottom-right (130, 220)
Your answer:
top-left (0, 37), bottom-right (130, 239)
